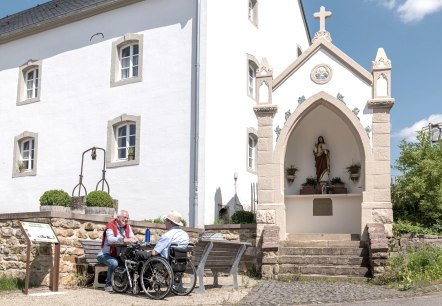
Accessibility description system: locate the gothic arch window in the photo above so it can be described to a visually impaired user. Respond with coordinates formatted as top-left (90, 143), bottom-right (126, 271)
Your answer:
top-left (247, 55), bottom-right (259, 100)
top-left (13, 131), bottom-right (38, 177)
top-left (110, 33), bottom-right (144, 87)
top-left (247, 128), bottom-right (258, 173)
top-left (17, 60), bottom-right (42, 105)
top-left (106, 114), bottom-right (141, 168)
top-left (376, 73), bottom-right (388, 97)
top-left (248, 0), bottom-right (258, 27)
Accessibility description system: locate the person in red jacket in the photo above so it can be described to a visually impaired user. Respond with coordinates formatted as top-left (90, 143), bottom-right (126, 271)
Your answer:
top-left (97, 210), bottom-right (137, 292)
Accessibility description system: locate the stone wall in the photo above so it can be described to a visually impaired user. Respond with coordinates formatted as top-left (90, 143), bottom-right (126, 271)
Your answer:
top-left (0, 212), bottom-right (257, 287)
top-left (0, 211), bottom-right (202, 287)
top-left (367, 223), bottom-right (442, 278)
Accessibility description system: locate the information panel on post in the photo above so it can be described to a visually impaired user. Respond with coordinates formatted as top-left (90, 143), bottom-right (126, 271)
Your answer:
top-left (19, 221), bottom-right (60, 294)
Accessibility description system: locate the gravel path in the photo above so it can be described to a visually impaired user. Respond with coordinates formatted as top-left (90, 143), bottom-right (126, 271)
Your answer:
top-left (1, 277), bottom-right (441, 306)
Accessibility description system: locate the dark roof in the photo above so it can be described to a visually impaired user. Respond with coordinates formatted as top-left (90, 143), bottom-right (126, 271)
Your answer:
top-left (0, 0), bottom-right (142, 44)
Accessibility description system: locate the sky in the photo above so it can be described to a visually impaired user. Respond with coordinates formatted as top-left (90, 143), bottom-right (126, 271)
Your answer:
top-left (1, 0), bottom-right (441, 174)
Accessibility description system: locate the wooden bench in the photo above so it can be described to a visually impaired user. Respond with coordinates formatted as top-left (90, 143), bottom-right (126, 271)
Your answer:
top-left (79, 240), bottom-right (108, 289)
top-left (192, 238), bottom-right (251, 293)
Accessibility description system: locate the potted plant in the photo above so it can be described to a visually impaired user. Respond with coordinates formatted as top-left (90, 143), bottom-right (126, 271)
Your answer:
top-left (127, 147), bottom-right (135, 161)
top-left (285, 165), bottom-right (298, 183)
top-left (39, 189), bottom-right (71, 212)
top-left (85, 190), bottom-right (117, 215)
top-left (346, 162), bottom-right (361, 181)
top-left (330, 177), bottom-right (347, 194)
top-left (300, 176), bottom-right (317, 194)
top-left (17, 160), bottom-right (25, 173)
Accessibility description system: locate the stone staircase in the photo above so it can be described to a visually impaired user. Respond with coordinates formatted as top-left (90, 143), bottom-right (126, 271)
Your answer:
top-left (278, 233), bottom-right (371, 279)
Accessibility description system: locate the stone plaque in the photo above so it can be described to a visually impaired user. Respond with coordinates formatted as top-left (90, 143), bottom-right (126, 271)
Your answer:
top-left (313, 198), bottom-right (333, 216)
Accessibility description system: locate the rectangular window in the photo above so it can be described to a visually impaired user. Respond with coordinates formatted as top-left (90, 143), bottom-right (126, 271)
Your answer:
top-left (121, 44), bottom-right (139, 80)
top-left (26, 68), bottom-right (39, 99)
top-left (248, 135), bottom-right (256, 170)
top-left (248, 65), bottom-right (256, 98)
top-left (117, 124), bottom-right (136, 160)
top-left (20, 139), bottom-right (35, 171)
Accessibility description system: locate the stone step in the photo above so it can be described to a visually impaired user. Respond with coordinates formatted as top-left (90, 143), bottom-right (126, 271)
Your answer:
top-left (279, 264), bottom-right (371, 277)
top-left (287, 233), bottom-right (360, 241)
top-left (278, 255), bottom-right (370, 266)
top-left (281, 240), bottom-right (366, 247)
top-left (279, 246), bottom-right (368, 256)
top-left (278, 273), bottom-right (369, 281)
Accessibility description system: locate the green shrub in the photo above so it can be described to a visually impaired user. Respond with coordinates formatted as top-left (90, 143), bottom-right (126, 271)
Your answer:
top-left (0, 276), bottom-right (25, 291)
top-left (231, 210), bottom-right (256, 224)
top-left (86, 191), bottom-right (113, 207)
top-left (387, 246), bottom-right (442, 290)
top-left (144, 216), bottom-right (187, 227)
top-left (393, 220), bottom-right (442, 236)
top-left (39, 189), bottom-right (71, 206)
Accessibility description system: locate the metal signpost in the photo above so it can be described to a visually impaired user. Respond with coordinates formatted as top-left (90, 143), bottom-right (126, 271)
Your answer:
top-left (19, 221), bottom-right (60, 294)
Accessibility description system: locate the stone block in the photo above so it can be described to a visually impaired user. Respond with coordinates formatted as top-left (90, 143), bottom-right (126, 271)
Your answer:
top-left (373, 209), bottom-right (393, 223)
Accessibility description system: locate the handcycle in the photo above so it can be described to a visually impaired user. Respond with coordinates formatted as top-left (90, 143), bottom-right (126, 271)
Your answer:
top-left (111, 242), bottom-right (196, 299)
top-left (111, 242), bottom-right (173, 300)
top-left (168, 243), bottom-right (197, 296)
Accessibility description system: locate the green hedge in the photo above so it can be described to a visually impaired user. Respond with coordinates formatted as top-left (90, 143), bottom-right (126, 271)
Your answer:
top-left (86, 191), bottom-right (113, 207)
top-left (231, 210), bottom-right (256, 224)
top-left (39, 190), bottom-right (71, 206)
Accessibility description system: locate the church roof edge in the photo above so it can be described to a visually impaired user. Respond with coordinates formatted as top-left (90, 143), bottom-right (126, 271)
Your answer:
top-left (273, 37), bottom-right (373, 91)
top-left (0, 0), bottom-right (143, 45)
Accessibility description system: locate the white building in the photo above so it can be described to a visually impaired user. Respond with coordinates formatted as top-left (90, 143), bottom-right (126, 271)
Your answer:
top-left (0, 0), bottom-right (312, 227)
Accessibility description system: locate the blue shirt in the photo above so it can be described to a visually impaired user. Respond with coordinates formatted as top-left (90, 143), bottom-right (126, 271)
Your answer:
top-left (154, 226), bottom-right (189, 258)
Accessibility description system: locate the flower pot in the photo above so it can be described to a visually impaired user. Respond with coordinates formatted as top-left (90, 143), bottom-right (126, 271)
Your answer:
top-left (350, 173), bottom-right (360, 181)
top-left (286, 174), bottom-right (296, 183)
top-left (300, 185), bottom-right (315, 195)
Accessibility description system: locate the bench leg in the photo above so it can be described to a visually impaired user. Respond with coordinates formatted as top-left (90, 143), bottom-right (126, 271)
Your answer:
top-left (194, 266), bottom-right (205, 293)
top-left (213, 270), bottom-right (220, 287)
top-left (231, 267), bottom-right (238, 289)
top-left (93, 266), bottom-right (108, 289)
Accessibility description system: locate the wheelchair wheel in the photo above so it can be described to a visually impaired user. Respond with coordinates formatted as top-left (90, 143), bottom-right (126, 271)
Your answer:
top-left (111, 266), bottom-right (129, 293)
top-left (140, 256), bottom-right (173, 300)
top-left (171, 258), bottom-right (196, 296)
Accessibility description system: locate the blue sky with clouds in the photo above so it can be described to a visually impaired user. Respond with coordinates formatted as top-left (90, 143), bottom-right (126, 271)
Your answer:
top-left (1, 0), bottom-right (441, 172)
top-left (302, 0), bottom-right (442, 173)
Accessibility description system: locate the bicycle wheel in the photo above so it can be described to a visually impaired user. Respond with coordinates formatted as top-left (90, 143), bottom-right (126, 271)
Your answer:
top-left (171, 259), bottom-right (196, 296)
top-left (111, 266), bottom-right (129, 293)
top-left (140, 257), bottom-right (173, 300)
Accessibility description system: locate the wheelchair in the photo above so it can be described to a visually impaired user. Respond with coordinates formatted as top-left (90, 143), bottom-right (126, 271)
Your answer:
top-left (168, 243), bottom-right (197, 296)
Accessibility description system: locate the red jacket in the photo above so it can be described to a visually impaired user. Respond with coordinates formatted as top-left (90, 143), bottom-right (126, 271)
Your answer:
top-left (101, 219), bottom-right (131, 257)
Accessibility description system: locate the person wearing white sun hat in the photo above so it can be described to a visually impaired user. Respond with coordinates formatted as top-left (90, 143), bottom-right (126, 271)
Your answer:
top-left (151, 210), bottom-right (189, 258)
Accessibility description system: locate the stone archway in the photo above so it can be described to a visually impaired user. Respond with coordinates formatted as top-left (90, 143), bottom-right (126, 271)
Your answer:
top-left (271, 91), bottom-right (374, 240)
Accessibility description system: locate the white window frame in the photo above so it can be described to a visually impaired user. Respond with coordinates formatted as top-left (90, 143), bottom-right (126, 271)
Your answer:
top-left (247, 128), bottom-right (258, 173)
top-left (120, 43), bottom-right (139, 80)
top-left (248, 0), bottom-right (258, 27)
top-left (110, 33), bottom-right (144, 87)
top-left (106, 114), bottom-right (141, 168)
top-left (13, 131), bottom-right (38, 177)
top-left (247, 55), bottom-right (259, 100)
top-left (17, 60), bottom-right (42, 105)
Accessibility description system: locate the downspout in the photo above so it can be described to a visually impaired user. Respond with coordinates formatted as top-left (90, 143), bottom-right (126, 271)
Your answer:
top-left (192, 0), bottom-right (201, 227)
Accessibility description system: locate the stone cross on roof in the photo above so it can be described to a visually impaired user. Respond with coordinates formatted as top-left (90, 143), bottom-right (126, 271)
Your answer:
top-left (314, 6), bottom-right (332, 32)
top-left (312, 6), bottom-right (333, 43)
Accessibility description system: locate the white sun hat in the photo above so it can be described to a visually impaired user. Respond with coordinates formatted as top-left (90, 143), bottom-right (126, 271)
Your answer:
top-left (164, 210), bottom-right (183, 226)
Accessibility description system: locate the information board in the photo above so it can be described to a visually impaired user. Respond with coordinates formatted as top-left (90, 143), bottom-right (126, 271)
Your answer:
top-left (21, 221), bottom-right (58, 243)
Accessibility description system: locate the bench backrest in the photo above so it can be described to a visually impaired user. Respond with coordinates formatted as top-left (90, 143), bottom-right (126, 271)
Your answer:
top-left (80, 239), bottom-right (102, 265)
top-left (192, 239), bottom-right (251, 271)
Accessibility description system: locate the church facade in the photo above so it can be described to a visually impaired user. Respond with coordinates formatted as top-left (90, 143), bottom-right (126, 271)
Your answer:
top-left (0, 0), bottom-right (312, 227)
top-left (254, 5), bottom-right (394, 258)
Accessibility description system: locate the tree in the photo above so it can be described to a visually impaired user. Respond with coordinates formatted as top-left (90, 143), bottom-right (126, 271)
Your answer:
top-left (392, 131), bottom-right (442, 227)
